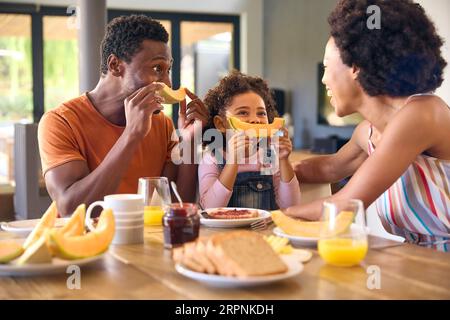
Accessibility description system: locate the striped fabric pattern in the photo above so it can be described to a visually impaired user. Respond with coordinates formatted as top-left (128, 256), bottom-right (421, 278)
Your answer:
top-left (368, 125), bottom-right (450, 252)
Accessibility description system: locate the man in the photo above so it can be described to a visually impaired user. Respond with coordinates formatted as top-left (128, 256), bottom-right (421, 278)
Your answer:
top-left (38, 15), bottom-right (208, 216)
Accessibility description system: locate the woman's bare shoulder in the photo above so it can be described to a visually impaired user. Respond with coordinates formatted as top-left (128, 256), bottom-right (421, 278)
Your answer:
top-left (398, 95), bottom-right (450, 126)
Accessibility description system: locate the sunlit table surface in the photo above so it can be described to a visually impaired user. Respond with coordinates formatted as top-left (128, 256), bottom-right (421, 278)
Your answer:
top-left (1, 224), bottom-right (449, 300)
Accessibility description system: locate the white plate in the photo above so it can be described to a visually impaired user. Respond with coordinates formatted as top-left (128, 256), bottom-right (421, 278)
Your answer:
top-left (175, 255), bottom-right (302, 288)
top-left (273, 227), bottom-right (319, 247)
top-left (199, 207), bottom-right (271, 228)
top-left (0, 252), bottom-right (106, 277)
top-left (273, 224), bottom-right (370, 248)
top-left (0, 218), bottom-right (69, 237)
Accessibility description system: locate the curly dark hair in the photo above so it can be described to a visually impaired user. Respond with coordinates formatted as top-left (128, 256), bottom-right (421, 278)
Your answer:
top-left (203, 70), bottom-right (279, 133)
top-left (328, 0), bottom-right (447, 96)
top-left (100, 15), bottom-right (168, 75)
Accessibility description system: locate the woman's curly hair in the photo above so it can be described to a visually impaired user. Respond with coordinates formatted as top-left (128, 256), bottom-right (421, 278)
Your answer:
top-left (203, 70), bottom-right (279, 133)
top-left (328, 0), bottom-right (447, 96)
top-left (100, 15), bottom-right (168, 75)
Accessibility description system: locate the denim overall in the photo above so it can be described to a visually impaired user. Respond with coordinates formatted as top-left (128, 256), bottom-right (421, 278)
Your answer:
top-left (216, 147), bottom-right (278, 210)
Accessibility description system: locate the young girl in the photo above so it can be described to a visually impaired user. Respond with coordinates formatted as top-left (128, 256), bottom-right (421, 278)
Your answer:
top-left (198, 71), bottom-right (301, 210)
top-left (289, 0), bottom-right (450, 251)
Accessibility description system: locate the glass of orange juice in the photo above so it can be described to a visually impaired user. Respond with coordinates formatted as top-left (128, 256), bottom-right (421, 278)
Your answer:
top-left (138, 177), bottom-right (171, 226)
top-left (318, 199), bottom-right (368, 267)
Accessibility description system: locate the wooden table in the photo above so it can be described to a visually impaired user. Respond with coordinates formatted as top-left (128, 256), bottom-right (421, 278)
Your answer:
top-left (1, 225), bottom-right (449, 300)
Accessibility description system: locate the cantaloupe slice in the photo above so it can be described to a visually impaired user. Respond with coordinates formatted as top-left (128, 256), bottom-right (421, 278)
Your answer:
top-left (0, 240), bottom-right (24, 264)
top-left (228, 117), bottom-right (285, 138)
top-left (157, 83), bottom-right (186, 104)
top-left (272, 210), bottom-right (354, 238)
top-left (17, 231), bottom-right (52, 265)
top-left (23, 201), bottom-right (58, 250)
top-left (57, 204), bottom-right (86, 237)
top-left (49, 209), bottom-right (115, 260)
top-left (47, 204), bottom-right (86, 256)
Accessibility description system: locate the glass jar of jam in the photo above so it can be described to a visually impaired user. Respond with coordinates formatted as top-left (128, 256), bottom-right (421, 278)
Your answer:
top-left (163, 203), bottom-right (200, 249)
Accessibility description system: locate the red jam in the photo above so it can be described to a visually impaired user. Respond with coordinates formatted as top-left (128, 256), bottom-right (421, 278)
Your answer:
top-left (163, 203), bottom-right (200, 248)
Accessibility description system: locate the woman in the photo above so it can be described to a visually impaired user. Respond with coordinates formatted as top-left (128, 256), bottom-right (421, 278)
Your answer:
top-left (288, 0), bottom-right (450, 251)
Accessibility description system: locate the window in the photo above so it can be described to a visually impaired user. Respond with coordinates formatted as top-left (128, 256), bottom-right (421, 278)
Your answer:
top-left (0, 13), bottom-right (33, 185)
top-left (181, 21), bottom-right (234, 98)
top-left (0, 5), bottom-right (240, 188)
top-left (43, 16), bottom-right (79, 112)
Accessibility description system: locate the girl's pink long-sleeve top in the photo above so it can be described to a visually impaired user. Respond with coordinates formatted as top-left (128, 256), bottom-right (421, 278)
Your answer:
top-left (198, 151), bottom-right (302, 209)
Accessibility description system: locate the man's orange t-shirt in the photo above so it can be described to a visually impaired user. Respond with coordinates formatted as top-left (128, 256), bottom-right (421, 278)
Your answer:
top-left (38, 94), bottom-right (177, 193)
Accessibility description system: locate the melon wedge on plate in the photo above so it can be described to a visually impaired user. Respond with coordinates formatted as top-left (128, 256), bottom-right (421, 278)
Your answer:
top-left (49, 209), bottom-right (115, 260)
top-left (22, 202), bottom-right (58, 250)
top-left (17, 231), bottom-right (52, 265)
top-left (0, 240), bottom-right (24, 264)
top-left (47, 204), bottom-right (86, 256)
top-left (57, 204), bottom-right (86, 237)
top-left (271, 210), bottom-right (353, 238)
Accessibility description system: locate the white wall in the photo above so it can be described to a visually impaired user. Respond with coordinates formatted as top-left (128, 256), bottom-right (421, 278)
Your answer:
top-left (2, 0), bottom-right (264, 77)
top-left (264, 0), bottom-right (345, 149)
top-left (415, 0), bottom-right (450, 105)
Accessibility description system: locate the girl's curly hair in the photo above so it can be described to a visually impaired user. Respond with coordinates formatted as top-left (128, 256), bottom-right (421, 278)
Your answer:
top-left (203, 70), bottom-right (279, 132)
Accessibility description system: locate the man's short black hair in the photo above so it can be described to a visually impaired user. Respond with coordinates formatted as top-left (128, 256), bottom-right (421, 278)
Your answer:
top-left (328, 0), bottom-right (447, 97)
top-left (100, 14), bottom-right (169, 75)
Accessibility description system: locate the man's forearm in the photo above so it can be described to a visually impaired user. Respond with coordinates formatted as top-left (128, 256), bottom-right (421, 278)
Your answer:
top-left (59, 131), bottom-right (140, 215)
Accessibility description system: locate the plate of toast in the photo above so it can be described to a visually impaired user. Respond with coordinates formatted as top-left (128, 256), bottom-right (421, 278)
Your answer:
top-left (198, 207), bottom-right (271, 228)
top-left (172, 231), bottom-right (303, 287)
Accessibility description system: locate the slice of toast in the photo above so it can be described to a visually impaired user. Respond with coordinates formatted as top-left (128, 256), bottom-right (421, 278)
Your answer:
top-left (195, 237), bottom-right (217, 274)
top-left (206, 235), bottom-right (233, 276)
top-left (172, 243), bottom-right (205, 273)
top-left (210, 231), bottom-right (288, 277)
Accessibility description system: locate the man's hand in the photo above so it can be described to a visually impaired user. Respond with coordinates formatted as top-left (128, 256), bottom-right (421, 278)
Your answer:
top-left (123, 82), bottom-right (164, 141)
top-left (177, 88), bottom-right (209, 141)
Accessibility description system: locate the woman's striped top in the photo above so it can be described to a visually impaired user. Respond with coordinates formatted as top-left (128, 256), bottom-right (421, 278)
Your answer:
top-left (368, 94), bottom-right (450, 252)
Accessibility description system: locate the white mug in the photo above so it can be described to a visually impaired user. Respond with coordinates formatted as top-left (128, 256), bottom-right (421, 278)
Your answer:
top-left (85, 194), bottom-right (144, 231)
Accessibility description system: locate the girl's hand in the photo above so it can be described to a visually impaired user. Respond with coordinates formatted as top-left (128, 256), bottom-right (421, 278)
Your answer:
top-left (273, 127), bottom-right (292, 160)
top-left (227, 132), bottom-right (249, 164)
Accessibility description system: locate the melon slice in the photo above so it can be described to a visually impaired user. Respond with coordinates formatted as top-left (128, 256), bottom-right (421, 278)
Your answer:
top-left (271, 210), bottom-right (354, 238)
top-left (58, 204), bottom-right (86, 237)
top-left (157, 83), bottom-right (186, 104)
top-left (49, 209), bottom-right (115, 260)
top-left (23, 201), bottom-right (58, 250)
top-left (17, 231), bottom-right (52, 265)
top-left (0, 240), bottom-right (24, 264)
top-left (228, 117), bottom-right (285, 138)
top-left (48, 204), bottom-right (86, 256)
